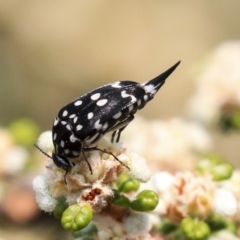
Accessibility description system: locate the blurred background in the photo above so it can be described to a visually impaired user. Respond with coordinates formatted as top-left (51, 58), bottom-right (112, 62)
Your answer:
top-left (0, 1), bottom-right (240, 239)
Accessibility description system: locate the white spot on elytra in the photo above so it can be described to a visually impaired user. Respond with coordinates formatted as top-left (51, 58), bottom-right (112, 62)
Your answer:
top-left (53, 118), bottom-right (59, 126)
top-left (62, 110), bottom-right (68, 117)
top-left (61, 121), bottom-right (67, 125)
top-left (102, 122), bottom-right (109, 131)
top-left (53, 133), bottom-right (57, 140)
top-left (66, 124), bottom-right (71, 131)
top-left (69, 114), bottom-right (76, 118)
top-left (88, 112), bottom-right (94, 119)
top-left (76, 124), bottom-right (82, 131)
top-left (97, 99), bottom-right (108, 106)
top-left (74, 100), bottom-right (82, 106)
top-left (70, 134), bottom-right (78, 143)
top-left (60, 140), bottom-right (65, 147)
top-left (64, 149), bottom-right (70, 154)
top-left (144, 95), bottom-right (148, 101)
top-left (91, 93), bottom-right (101, 100)
top-left (121, 90), bottom-right (136, 102)
top-left (73, 116), bottom-right (78, 123)
top-left (112, 82), bottom-right (122, 88)
top-left (151, 89), bottom-right (157, 95)
top-left (94, 119), bottom-right (102, 130)
top-left (129, 105), bottom-right (134, 112)
top-left (113, 111), bottom-right (122, 119)
top-left (137, 99), bottom-right (141, 106)
top-left (143, 84), bottom-right (155, 93)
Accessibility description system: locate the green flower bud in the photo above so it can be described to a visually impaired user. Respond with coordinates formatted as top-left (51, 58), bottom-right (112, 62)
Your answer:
top-left (61, 204), bottom-right (93, 232)
top-left (117, 173), bottom-right (140, 192)
top-left (198, 155), bottom-right (233, 181)
top-left (159, 219), bottom-right (178, 235)
top-left (231, 110), bottom-right (240, 129)
top-left (130, 190), bottom-right (159, 211)
top-left (181, 217), bottom-right (210, 240)
top-left (72, 222), bottom-right (98, 238)
top-left (206, 213), bottom-right (226, 231)
top-left (53, 196), bottom-right (68, 219)
top-left (8, 118), bottom-right (40, 146)
top-left (111, 190), bottom-right (131, 207)
top-left (211, 163), bottom-right (233, 181)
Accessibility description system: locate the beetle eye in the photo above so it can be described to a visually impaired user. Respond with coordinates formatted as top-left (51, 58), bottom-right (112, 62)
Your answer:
top-left (52, 153), bottom-right (75, 170)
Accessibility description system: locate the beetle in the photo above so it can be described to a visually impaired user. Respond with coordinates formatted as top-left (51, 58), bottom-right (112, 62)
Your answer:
top-left (36, 61), bottom-right (180, 181)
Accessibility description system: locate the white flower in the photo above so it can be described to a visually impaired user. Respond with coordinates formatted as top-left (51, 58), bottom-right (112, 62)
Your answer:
top-left (123, 212), bottom-right (151, 236)
top-left (213, 187), bottom-right (238, 216)
top-left (4, 146), bottom-right (29, 174)
top-left (187, 41), bottom-right (240, 124)
top-left (32, 175), bottom-right (57, 212)
top-left (152, 171), bottom-right (174, 192)
top-left (32, 175), bottom-right (49, 192)
top-left (37, 131), bottom-right (53, 152)
top-left (158, 172), bottom-right (215, 222)
top-left (125, 151), bottom-right (151, 182)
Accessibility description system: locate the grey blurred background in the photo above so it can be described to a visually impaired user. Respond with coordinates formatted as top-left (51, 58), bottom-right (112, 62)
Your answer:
top-left (1, 1), bottom-right (240, 169)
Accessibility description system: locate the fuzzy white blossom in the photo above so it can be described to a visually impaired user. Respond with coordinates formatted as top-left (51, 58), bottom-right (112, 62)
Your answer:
top-left (123, 212), bottom-right (151, 237)
top-left (126, 151), bottom-right (151, 182)
top-left (213, 187), bottom-right (238, 216)
top-left (32, 175), bottom-right (57, 212)
top-left (152, 171), bottom-right (175, 192)
top-left (37, 131), bottom-right (53, 152)
top-left (4, 146), bottom-right (29, 174)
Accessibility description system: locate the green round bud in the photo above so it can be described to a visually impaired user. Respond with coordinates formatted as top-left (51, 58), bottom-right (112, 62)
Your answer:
top-left (53, 196), bottom-right (68, 219)
top-left (206, 213), bottom-right (226, 231)
top-left (159, 219), bottom-right (178, 234)
top-left (117, 173), bottom-right (140, 192)
top-left (130, 190), bottom-right (159, 211)
top-left (116, 173), bottom-right (130, 187)
top-left (61, 204), bottom-right (93, 232)
top-left (181, 217), bottom-right (210, 240)
top-left (197, 154), bottom-right (233, 181)
top-left (111, 190), bottom-right (131, 207)
top-left (211, 163), bottom-right (233, 181)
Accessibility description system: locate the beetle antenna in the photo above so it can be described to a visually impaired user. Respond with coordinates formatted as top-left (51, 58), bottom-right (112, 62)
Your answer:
top-left (34, 144), bottom-right (53, 159)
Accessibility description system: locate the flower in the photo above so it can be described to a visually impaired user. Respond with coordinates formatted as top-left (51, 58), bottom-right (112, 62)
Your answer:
top-left (187, 41), bottom-right (240, 125)
top-left (155, 172), bottom-right (215, 223)
top-left (122, 116), bottom-right (212, 172)
top-left (37, 131), bottom-right (53, 153)
top-left (32, 175), bottom-right (57, 212)
top-left (33, 131), bottom-right (154, 236)
top-left (213, 187), bottom-right (238, 216)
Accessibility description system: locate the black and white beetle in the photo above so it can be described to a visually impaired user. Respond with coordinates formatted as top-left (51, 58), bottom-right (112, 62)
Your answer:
top-left (35, 61), bottom-right (180, 181)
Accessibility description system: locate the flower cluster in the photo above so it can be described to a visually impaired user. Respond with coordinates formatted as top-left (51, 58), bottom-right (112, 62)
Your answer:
top-left (187, 41), bottom-right (240, 130)
top-left (154, 171), bottom-right (215, 223)
top-left (122, 116), bottom-right (212, 172)
top-left (32, 131), bottom-right (159, 239)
